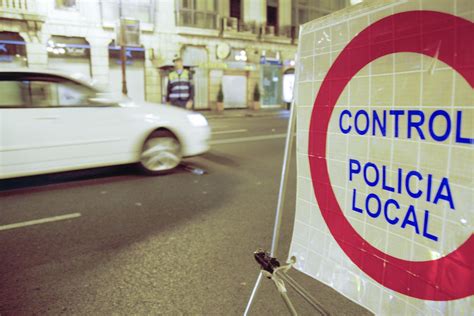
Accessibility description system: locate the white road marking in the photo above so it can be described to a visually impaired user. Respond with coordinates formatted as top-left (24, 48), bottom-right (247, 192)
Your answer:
top-left (0, 213), bottom-right (82, 232)
top-left (210, 133), bottom-right (287, 145)
top-left (210, 125), bottom-right (229, 129)
top-left (212, 129), bottom-right (248, 135)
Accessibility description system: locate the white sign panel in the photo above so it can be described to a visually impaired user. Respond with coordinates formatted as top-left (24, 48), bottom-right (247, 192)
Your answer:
top-left (289, 0), bottom-right (473, 314)
top-left (118, 17), bottom-right (141, 47)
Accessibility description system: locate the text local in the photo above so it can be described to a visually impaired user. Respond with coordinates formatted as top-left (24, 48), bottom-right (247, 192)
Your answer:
top-left (339, 109), bottom-right (473, 144)
top-left (348, 159), bottom-right (455, 242)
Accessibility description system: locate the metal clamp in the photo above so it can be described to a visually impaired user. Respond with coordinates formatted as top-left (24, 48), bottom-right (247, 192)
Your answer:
top-left (253, 250), bottom-right (330, 316)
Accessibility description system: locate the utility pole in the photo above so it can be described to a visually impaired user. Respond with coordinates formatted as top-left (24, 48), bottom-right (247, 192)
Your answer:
top-left (119, 1), bottom-right (128, 95)
top-left (120, 38), bottom-right (128, 95)
top-left (119, 17), bottom-right (140, 96)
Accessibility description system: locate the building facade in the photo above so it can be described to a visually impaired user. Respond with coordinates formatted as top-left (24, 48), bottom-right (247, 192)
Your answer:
top-left (0, 0), bottom-right (349, 110)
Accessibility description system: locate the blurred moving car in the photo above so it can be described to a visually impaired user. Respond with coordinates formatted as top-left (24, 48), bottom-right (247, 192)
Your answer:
top-left (0, 69), bottom-right (211, 179)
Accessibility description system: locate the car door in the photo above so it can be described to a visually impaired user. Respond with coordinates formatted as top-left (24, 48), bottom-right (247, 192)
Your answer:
top-left (0, 72), bottom-right (137, 179)
top-left (0, 74), bottom-right (65, 178)
top-left (50, 77), bottom-right (136, 166)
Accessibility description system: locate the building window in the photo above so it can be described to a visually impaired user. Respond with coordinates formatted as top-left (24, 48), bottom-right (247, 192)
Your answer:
top-left (267, 0), bottom-right (278, 27)
top-left (230, 0), bottom-right (241, 20)
top-left (100, 0), bottom-right (155, 24)
top-left (56, 0), bottom-right (77, 10)
top-left (176, 0), bottom-right (218, 29)
top-left (291, 0), bottom-right (346, 26)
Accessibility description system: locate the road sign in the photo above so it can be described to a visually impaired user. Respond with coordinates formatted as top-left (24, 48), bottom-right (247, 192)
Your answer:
top-left (117, 17), bottom-right (141, 47)
top-left (290, 1), bottom-right (473, 315)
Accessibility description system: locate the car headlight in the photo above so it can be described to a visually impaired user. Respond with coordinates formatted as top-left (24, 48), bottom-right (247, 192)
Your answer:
top-left (187, 113), bottom-right (208, 127)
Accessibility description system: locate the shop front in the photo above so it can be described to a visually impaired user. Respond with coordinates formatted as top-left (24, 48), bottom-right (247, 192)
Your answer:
top-left (108, 43), bottom-right (145, 102)
top-left (0, 32), bottom-right (27, 68)
top-left (222, 69), bottom-right (247, 109)
top-left (47, 36), bottom-right (91, 81)
top-left (282, 67), bottom-right (295, 108)
top-left (221, 48), bottom-right (255, 109)
top-left (182, 46), bottom-right (209, 110)
top-left (260, 50), bottom-right (282, 108)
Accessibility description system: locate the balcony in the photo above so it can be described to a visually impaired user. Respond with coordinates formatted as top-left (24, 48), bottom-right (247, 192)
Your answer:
top-left (0, 0), bottom-right (45, 22)
top-left (175, 9), bottom-right (219, 37)
top-left (220, 18), bottom-right (258, 41)
top-left (220, 18), bottom-right (294, 44)
top-left (261, 24), bottom-right (292, 44)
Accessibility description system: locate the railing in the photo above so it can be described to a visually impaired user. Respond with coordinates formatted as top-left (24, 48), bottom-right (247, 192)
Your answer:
top-left (264, 25), bottom-right (276, 36)
top-left (220, 19), bottom-right (297, 42)
top-left (0, 0), bottom-right (33, 12)
top-left (222, 16), bottom-right (238, 32)
top-left (279, 25), bottom-right (299, 43)
top-left (238, 20), bottom-right (258, 34)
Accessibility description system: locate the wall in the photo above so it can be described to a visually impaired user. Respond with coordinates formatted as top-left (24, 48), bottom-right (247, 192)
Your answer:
top-left (1, 0), bottom-right (299, 108)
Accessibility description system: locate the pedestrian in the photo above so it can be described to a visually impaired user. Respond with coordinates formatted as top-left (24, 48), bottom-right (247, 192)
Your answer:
top-left (166, 56), bottom-right (194, 109)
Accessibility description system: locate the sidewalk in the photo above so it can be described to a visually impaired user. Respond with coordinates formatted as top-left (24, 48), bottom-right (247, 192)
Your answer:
top-left (199, 108), bottom-right (290, 119)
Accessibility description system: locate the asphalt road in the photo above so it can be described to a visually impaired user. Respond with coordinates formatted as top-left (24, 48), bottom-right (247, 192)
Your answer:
top-left (0, 114), bottom-right (372, 315)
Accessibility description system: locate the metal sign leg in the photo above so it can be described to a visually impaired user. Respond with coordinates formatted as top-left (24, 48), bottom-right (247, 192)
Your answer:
top-left (243, 102), bottom-right (297, 315)
top-left (270, 100), bottom-right (296, 258)
top-left (243, 271), bottom-right (263, 316)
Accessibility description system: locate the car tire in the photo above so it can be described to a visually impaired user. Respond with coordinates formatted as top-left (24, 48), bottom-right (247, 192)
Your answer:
top-left (138, 130), bottom-right (182, 175)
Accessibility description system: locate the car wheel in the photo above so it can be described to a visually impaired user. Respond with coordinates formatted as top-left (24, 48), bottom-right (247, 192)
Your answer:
top-left (139, 130), bottom-right (182, 175)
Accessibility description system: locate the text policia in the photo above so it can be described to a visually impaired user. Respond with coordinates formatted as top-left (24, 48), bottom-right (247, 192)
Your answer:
top-left (338, 109), bottom-right (473, 243)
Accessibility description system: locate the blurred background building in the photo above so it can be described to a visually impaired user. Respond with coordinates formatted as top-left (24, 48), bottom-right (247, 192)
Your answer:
top-left (0, 0), bottom-right (352, 110)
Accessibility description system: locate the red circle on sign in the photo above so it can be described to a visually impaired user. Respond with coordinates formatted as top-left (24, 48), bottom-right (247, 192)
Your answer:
top-left (309, 11), bottom-right (473, 300)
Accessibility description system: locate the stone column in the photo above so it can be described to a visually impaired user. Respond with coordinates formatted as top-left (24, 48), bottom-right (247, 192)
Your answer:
top-left (87, 37), bottom-right (110, 87)
top-left (218, 0), bottom-right (230, 17)
top-left (144, 46), bottom-right (162, 103)
top-left (243, 0), bottom-right (266, 25)
top-left (209, 69), bottom-right (224, 110)
top-left (278, 0), bottom-right (292, 34)
top-left (21, 32), bottom-right (47, 69)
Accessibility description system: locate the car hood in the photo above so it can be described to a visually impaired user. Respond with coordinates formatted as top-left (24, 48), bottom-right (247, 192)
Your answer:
top-left (128, 101), bottom-right (193, 118)
top-left (127, 101), bottom-right (200, 123)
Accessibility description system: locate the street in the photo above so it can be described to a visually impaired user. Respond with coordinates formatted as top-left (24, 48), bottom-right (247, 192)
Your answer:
top-left (0, 114), bottom-right (371, 315)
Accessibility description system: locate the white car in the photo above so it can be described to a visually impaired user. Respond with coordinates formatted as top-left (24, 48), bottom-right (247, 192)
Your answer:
top-left (0, 69), bottom-right (211, 179)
